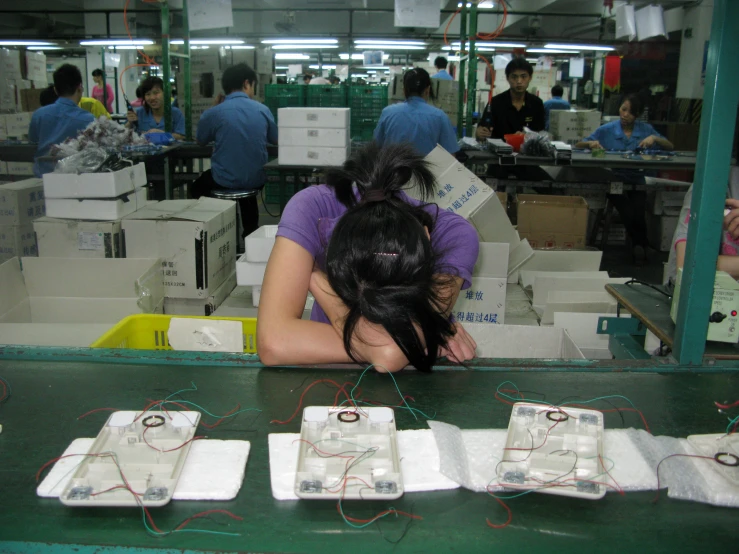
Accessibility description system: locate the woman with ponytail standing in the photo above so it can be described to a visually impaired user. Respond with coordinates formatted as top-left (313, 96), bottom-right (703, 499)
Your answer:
top-left (257, 143), bottom-right (479, 373)
top-left (373, 68), bottom-right (459, 156)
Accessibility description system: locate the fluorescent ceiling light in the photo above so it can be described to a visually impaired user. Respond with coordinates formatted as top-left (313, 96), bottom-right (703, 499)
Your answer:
top-left (451, 41), bottom-right (524, 49)
top-left (359, 45), bottom-right (425, 50)
top-left (353, 73), bottom-right (370, 78)
top-left (0, 40), bottom-right (55, 46)
top-left (274, 53), bottom-right (311, 60)
top-left (80, 39), bottom-right (154, 46)
top-left (191, 46), bottom-right (210, 50)
top-left (107, 45), bottom-right (145, 50)
top-left (478, 0), bottom-right (496, 8)
top-left (340, 53), bottom-right (390, 60)
top-left (309, 64), bottom-right (337, 69)
top-left (262, 38), bottom-right (338, 45)
top-left (275, 66), bottom-right (289, 69)
top-left (170, 39), bottom-right (244, 45)
top-left (527, 48), bottom-right (575, 53)
top-left (359, 66), bottom-right (390, 70)
top-left (27, 46), bottom-right (63, 50)
top-left (354, 40), bottom-right (427, 46)
top-left (545, 43), bottom-right (614, 51)
top-left (227, 45), bottom-right (255, 49)
top-left (271, 44), bottom-right (338, 50)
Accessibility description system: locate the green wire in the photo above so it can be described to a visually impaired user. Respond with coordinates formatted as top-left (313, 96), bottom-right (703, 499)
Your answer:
top-left (164, 381), bottom-right (198, 402)
top-left (337, 497), bottom-right (397, 529)
top-left (347, 365), bottom-right (432, 421)
top-left (725, 413), bottom-right (739, 434)
top-left (153, 399), bottom-right (261, 419)
top-left (496, 380), bottom-right (641, 413)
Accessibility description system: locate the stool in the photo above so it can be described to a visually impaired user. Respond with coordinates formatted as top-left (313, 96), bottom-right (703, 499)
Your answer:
top-left (208, 187), bottom-right (263, 247)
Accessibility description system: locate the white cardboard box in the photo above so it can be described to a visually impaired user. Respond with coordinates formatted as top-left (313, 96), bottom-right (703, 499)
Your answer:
top-left (252, 285), bottom-right (261, 307)
top-left (474, 242), bottom-right (509, 278)
top-left (518, 249), bottom-right (603, 273)
top-left (540, 291), bottom-right (618, 326)
top-left (5, 112), bottom-right (31, 139)
top-left (278, 127), bottom-right (350, 148)
top-left (462, 322), bottom-right (584, 359)
top-left (0, 224), bottom-right (36, 262)
top-left (532, 276), bottom-right (630, 309)
top-left (278, 107), bottom-right (351, 129)
top-left (236, 254), bottom-right (266, 286)
top-left (0, 178), bottom-right (45, 226)
top-left (122, 198), bottom-right (237, 299)
top-left (7, 162), bottom-right (34, 176)
top-left (45, 187), bottom-right (148, 221)
top-left (0, 323), bottom-right (110, 347)
top-left (213, 286), bottom-right (259, 318)
top-left (33, 217), bottom-right (123, 259)
top-left (552, 312), bottom-right (631, 360)
top-left (453, 277), bottom-right (506, 325)
top-left (164, 271), bottom-right (236, 316)
top-left (278, 145), bottom-right (348, 166)
top-left (25, 51), bottom-right (47, 83)
top-left (245, 225), bottom-right (277, 262)
top-left (522, 270), bottom-right (610, 291)
top-left (0, 257), bottom-right (163, 324)
top-left (43, 163), bottom-right (147, 199)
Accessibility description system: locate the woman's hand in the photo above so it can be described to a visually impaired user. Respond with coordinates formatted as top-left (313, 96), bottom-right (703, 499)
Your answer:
top-left (476, 126), bottom-right (492, 140)
top-left (439, 322), bottom-right (477, 363)
top-left (145, 129), bottom-right (165, 134)
top-left (588, 140), bottom-right (603, 150)
top-left (639, 135), bottom-right (658, 148)
top-left (126, 111), bottom-right (138, 125)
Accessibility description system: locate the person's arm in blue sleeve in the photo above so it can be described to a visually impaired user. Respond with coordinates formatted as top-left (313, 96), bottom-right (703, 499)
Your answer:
top-left (28, 113), bottom-right (40, 143)
top-left (265, 108), bottom-right (278, 144)
top-left (439, 115), bottom-right (460, 154)
top-left (373, 112), bottom-right (387, 145)
top-left (639, 123), bottom-right (673, 150)
top-left (171, 108), bottom-right (186, 139)
top-left (576, 125), bottom-right (604, 149)
top-left (196, 109), bottom-right (215, 145)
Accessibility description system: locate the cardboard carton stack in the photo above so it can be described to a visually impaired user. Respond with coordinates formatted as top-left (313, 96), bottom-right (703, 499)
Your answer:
top-left (549, 110), bottom-right (601, 145)
top-left (35, 164), bottom-right (149, 259)
top-left (122, 198), bottom-right (238, 316)
top-left (0, 179), bottom-right (45, 262)
top-left (277, 107), bottom-right (350, 166)
top-left (516, 194), bottom-right (589, 250)
top-left (453, 242), bottom-right (509, 326)
top-left (430, 79), bottom-right (458, 125)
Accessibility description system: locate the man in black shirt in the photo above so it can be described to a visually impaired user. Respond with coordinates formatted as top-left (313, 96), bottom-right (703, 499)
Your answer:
top-left (476, 57), bottom-right (545, 140)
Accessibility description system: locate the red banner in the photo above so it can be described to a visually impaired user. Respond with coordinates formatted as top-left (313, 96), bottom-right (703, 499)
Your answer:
top-left (603, 56), bottom-right (621, 92)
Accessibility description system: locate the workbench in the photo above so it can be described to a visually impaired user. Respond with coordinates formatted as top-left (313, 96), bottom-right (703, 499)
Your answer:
top-left (0, 360), bottom-right (737, 553)
top-left (464, 149), bottom-right (699, 170)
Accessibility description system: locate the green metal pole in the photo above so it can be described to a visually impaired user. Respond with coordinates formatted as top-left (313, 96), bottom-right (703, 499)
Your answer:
top-left (465, 3), bottom-right (478, 138)
top-left (673, 0), bottom-right (739, 364)
top-left (161, 1), bottom-right (172, 133)
top-left (183, 0), bottom-right (192, 140)
top-left (456, 6), bottom-right (467, 138)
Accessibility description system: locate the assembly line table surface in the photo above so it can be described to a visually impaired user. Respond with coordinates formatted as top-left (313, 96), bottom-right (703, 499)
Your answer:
top-left (0, 359), bottom-right (737, 553)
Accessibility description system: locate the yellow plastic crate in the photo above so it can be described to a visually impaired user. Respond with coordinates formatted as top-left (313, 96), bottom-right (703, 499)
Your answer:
top-left (90, 314), bottom-right (257, 353)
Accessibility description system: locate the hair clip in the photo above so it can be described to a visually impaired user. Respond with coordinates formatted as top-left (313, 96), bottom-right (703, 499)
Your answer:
top-left (374, 252), bottom-right (398, 257)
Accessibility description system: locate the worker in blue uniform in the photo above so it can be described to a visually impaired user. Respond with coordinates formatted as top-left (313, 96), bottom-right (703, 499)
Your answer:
top-left (373, 68), bottom-right (459, 156)
top-left (127, 76), bottom-right (185, 139)
top-left (29, 64), bottom-right (95, 177)
top-left (192, 63), bottom-right (278, 238)
top-left (543, 84), bottom-right (571, 130)
top-left (432, 56), bottom-right (454, 81)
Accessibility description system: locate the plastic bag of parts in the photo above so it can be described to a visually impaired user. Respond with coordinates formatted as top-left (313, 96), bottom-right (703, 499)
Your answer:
top-left (144, 132), bottom-right (176, 146)
top-left (50, 116), bottom-right (148, 158)
top-left (458, 137), bottom-right (486, 151)
top-left (53, 147), bottom-right (108, 174)
top-left (521, 131), bottom-right (556, 157)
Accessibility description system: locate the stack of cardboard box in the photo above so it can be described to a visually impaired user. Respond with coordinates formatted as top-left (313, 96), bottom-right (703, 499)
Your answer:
top-left (0, 178), bottom-right (45, 263)
top-left (549, 110), bottom-right (602, 144)
top-left (277, 107), bottom-right (351, 166)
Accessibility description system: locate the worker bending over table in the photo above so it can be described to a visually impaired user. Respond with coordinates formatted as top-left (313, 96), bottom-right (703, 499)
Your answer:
top-left (373, 68), bottom-right (459, 156)
top-left (126, 76), bottom-right (186, 140)
top-left (192, 63), bottom-right (278, 238)
top-left (576, 94), bottom-right (674, 262)
top-left (29, 64), bottom-right (95, 177)
top-left (257, 143), bottom-right (478, 373)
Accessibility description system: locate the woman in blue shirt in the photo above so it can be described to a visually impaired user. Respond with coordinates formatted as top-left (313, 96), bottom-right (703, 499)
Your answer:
top-left (576, 94), bottom-right (674, 263)
top-left (127, 76), bottom-right (185, 140)
top-left (576, 94), bottom-right (673, 151)
top-left (374, 68), bottom-right (459, 156)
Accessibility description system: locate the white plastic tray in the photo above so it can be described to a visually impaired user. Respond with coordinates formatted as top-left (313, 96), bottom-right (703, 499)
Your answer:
top-left (497, 402), bottom-right (606, 499)
top-left (687, 433), bottom-right (739, 486)
top-left (59, 410), bottom-right (201, 507)
top-left (294, 406), bottom-right (403, 500)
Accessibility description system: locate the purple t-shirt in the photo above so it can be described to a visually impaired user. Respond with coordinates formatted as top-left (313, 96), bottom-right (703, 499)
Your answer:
top-left (276, 184), bottom-right (480, 323)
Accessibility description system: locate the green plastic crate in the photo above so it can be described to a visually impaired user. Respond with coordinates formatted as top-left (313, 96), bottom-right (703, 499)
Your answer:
top-left (306, 85), bottom-right (348, 107)
top-left (264, 84), bottom-right (306, 123)
top-left (264, 178), bottom-right (298, 205)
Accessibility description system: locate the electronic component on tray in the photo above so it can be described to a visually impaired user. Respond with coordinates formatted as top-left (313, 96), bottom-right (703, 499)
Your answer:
top-left (59, 410), bottom-right (201, 507)
top-left (498, 402), bottom-right (607, 500)
top-left (294, 406), bottom-right (403, 500)
top-left (687, 434), bottom-right (739, 486)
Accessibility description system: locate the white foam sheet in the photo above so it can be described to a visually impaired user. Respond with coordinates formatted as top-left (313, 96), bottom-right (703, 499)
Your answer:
top-left (428, 422), bottom-right (658, 494)
top-left (38, 438), bottom-right (251, 501)
top-left (268, 430), bottom-right (460, 500)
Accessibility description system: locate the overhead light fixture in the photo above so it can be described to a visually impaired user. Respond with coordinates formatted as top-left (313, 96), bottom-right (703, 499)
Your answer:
top-left (309, 64), bottom-right (337, 69)
top-left (107, 45), bottom-right (145, 50)
top-left (0, 40), bottom-right (55, 46)
top-left (80, 39), bottom-right (154, 46)
top-left (275, 66), bottom-right (289, 69)
top-left (226, 45), bottom-right (255, 49)
top-left (271, 44), bottom-right (338, 50)
top-left (354, 40), bottom-right (427, 46)
top-left (527, 48), bottom-right (575, 53)
top-left (545, 43), bottom-right (614, 51)
top-left (27, 46), bottom-right (64, 50)
top-left (478, 1), bottom-right (496, 8)
top-left (262, 38), bottom-right (338, 45)
top-left (340, 53), bottom-right (390, 60)
top-left (357, 45), bottom-right (425, 50)
top-left (274, 53), bottom-right (311, 60)
top-left (191, 46), bottom-right (211, 50)
top-left (170, 39), bottom-right (244, 45)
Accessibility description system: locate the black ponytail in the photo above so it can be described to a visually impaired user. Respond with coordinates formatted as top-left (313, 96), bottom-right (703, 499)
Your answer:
top-left (403, 67), bottom-right (433, 100)
top-left (324, 142), bottom-right (457, 372)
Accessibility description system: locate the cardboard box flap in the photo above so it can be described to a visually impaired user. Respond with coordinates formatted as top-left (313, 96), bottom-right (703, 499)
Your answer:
top-left (0, 178), bottom-right (43, 191)
top-left (518, 250), bottom-right (603, 273)
top-left (462, 322), bottom-right (584, 359)
top-left (21, 257), bottom-right (163, 300)
top-left (0, 257), bottom-right (29, 317)
top-left (124, 197), bottom-right (234, 223)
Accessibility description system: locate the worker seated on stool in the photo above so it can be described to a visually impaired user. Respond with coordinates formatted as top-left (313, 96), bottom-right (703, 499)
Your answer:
top-left (667, 166), bottom-right (739, 286)
top-left (192, 63), bottom-right (278, 237)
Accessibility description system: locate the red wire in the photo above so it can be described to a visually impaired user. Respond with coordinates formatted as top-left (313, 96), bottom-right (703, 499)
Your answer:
top-left (715, 399), bottom-right (739, 410)
top-left (77, 407), bottom-right (121, 420)
top-left (598, 454), bottom-right (625, 496)
top-left (485, 494), bottom-right (513, 529)
top-left (174, 509), bottom-right (243, 531)
top-left (270, 379), bottom-right (355, 424)
top-left (0, 379), bottom-right (7, 403)
top-left (653, 453), bottom-right (716, 502)
top-left (200, 403), bottom-right (242, 429)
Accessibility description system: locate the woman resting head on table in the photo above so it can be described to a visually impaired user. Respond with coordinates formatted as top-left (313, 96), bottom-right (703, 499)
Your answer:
top-left (256, 142), bottom-right (480, 373)
top-left (575, 94), bottom-right (674, 152)
top-left (667, 166), bottom-right (739, 286)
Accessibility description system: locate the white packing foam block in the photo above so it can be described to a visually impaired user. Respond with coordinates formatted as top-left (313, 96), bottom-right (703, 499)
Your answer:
top-left (268, 430), bottom-right (460, 500)
top-left (277, 107), bottom-right (350, 129)
top-left (235, 253), bottom-right (266, 286)
top-left (245, 225), bottom-right (277, 263)
top-left (37, 438), bottom-right (251, 501)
